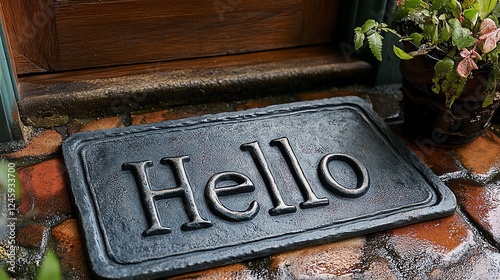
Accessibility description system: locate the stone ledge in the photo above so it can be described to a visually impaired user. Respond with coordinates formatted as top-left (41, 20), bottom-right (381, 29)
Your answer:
top-left (17, 47), bottom-right (371, 127)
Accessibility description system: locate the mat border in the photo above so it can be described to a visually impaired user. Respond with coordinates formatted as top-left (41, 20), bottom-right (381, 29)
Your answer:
top-left (63, 96), bottom-right (456, 279)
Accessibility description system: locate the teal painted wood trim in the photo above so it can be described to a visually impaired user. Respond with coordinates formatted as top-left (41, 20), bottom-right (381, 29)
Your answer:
top-left (336, 0), bottom-right (388, 46)
top-left (336, 0), bottom-right (401, 84)
top-left (374, 0), bottom-right (403, 84)
top-left (0, 19), bottom-right (21, 142)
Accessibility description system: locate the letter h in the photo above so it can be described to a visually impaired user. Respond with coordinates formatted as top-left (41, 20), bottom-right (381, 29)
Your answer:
top-left (122, 156), bottom-right (212, 236)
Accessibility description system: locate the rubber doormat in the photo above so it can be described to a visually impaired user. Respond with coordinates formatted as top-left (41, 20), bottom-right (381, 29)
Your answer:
top-left (63, 96), bottom-right (456, 279)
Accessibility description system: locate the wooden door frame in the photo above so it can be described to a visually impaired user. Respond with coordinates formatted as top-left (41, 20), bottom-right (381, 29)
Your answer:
top-left (0, 0), bottom-right (398, 143)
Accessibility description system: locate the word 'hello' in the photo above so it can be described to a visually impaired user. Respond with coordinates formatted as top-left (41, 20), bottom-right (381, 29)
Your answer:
top-left (122, 137), bottom-right (369, 236)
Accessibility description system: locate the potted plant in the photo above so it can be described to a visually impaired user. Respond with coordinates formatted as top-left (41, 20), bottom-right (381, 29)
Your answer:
top-left (354, 0), bottom-right (500, 146)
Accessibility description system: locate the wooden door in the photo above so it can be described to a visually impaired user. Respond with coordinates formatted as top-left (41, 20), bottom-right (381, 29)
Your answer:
top-left (1, 0), bottom-right (339, 75)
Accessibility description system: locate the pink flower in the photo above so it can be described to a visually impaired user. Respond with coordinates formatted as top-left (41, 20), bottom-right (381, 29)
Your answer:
top-left (457, 47), bottom-right (481, 78)
top-left (479, 18), bottom-right (500, 53)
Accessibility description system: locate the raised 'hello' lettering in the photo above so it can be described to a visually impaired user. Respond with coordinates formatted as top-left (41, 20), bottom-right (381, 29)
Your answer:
top-left (123, 137), bottom-right (370, 235)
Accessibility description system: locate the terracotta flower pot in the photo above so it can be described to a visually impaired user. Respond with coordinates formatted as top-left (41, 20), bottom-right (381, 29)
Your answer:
top-left (400, 54), bottom-right (500, 146)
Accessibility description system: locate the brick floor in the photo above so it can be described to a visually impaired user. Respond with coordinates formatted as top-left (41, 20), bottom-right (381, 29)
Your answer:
top-left (18, 159), bottom-right (73, 219)
top-left (51, 219), bottom-right (91, 279)
top-left (17, 224), bottom-right (47, 249)
top-left (455, 131), bottom-right (500, 177)
top-left (449, 178), bottom-right (500, 247)
top-left (3, 91), bottom-right (500, 279)
top-left (270, 237), bottom-right (365, 278)
top-left (1, 130), bottom-right (62, 162)
top-left (170, 264), bottom-right (252, 280)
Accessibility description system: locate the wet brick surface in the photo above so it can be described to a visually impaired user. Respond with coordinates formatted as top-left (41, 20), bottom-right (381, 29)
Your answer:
top-left (3, 90), bottom-right (500, 279)
top-left (18, 159), bottom-right (73, 219)
top-left (449, 178), bottom-right (500, 247)
top-left (1, 130), bottom-right (62, 163)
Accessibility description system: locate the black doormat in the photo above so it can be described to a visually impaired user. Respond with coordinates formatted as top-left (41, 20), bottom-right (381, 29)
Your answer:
top-left (63, 96), bottom-right (456, 279)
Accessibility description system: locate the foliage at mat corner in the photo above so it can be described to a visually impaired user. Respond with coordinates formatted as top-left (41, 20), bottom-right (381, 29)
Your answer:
top-left (354, 0), bottom-right (500, 108)
top-left (35, 249), bottom-right (62, 280)
top-left (0, 249), bottom-right (62, 280)
top-left (0, 161), bottom-right (21, 202)
top-left (0, 161), bottom-right (61, 279)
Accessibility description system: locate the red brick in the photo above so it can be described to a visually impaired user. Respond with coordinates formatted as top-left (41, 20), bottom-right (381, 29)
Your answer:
top-left (270, 237), bottom-right (365, 278)
top-left (374, 213), bottom-right (478, 278)
top-left (400, 133), bottom-right (461, 176)
top-left (80, 116), bottom-right (124, 132)
top-left (51, 219), bottom-right (90, 279)
top-left (388, 213), bottom-right (473, 255)
top-left (131, 103), bottom-right (232, 125)
top-left (2, 130), bottom-right (62, 160)
top-left (429, 248), bottom-right (500, 279)
top-left (455, 130), bottom-right (500, 176)
top-left (449, 179), bottom-right (500, 246)
top-left (18, 159), bottom-right (73, 219)
top-left (362, 257), bottom-right (398, 280)
top-left (170, 263), bottom-right (250, 280)
top-left (18, 224), bottom-right (47, 249)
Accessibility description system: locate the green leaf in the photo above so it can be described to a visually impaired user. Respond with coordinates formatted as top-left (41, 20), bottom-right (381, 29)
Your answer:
top-left (464, 0), bottom-right (478, 6)
top-left (432, 58), bottom-right (454, 94)
top-left (463, 8), bottom-right (479, 24)
top-left (354, 31), bottom-right (365, 50)
top-left (432, 58), bottom-right (467, 107)
top-left (403, 0), bottom-right (423, 9)
top-left (409, 9), bottom-right (431, 24)
top-left (423, 24), bottom-right (437, 43)
top-left (448, 1), bottom-right (463, 20)
top-left (452, 29), bottom-right (476, 49)
top-left (37, 249), bottom-right (62, 280)
top-left (434, 58), bottom-right (455, 72)
top-left (483, 93), bottom-right (495, 106)
top-left (0, 267), bottom-right (10, 280)
top-left (367, 33), bottom-right (383, 61)
top-left (410, 32), bottom-right (424, 45)
top-left (448, 0), bottom-right (459, 8)
top-left (361, 19), bottom-right (377, 33)
top-left (449, 19), bottom-right (476, 49)
top-left (492, 2), bottom-right (500, 21)
top-left (432, 15), bottom-right (440, 25)
top-left (0, 161), bottom-right (21, 201)
top-left (381, 27), bottom-right (401, 38)
top-left (439, 21), bottom-right (452, 42)
top-left (448, 18), bottom-right (462, 29)
top-left (478, 0), bottom-right (498, 19)
top-left (432, 0), bottom-right (448, 10)
top-left (393, 46), bottom-right (414, 60)
top-left (427, 24), bottom-right (439, 43)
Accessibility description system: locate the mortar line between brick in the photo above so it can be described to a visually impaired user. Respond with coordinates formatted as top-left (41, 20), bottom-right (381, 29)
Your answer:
top-left (455, 204), bottom-right (500, 251)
